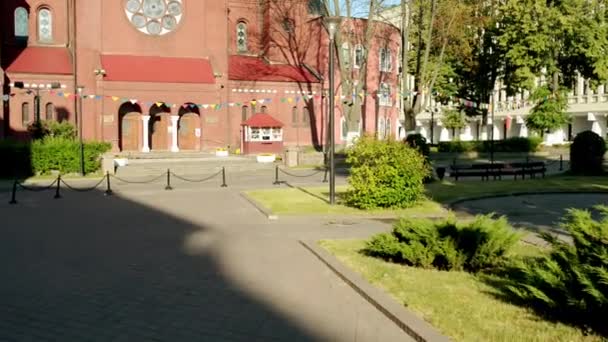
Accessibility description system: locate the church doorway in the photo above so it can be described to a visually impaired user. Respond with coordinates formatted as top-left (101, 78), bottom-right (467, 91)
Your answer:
top-left (149, 104), bottom-right (171, 151)
top-left (178, 104), bottom-right (201, 151)
top-left (119, 103), bottom-right (142, 152)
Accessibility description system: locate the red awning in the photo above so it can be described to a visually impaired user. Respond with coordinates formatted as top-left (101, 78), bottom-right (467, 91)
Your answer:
top-left (101, 55), bottom-right (216, 84)
top-left (242, 113), bottom-right (284, 127)
top-left (229, 55), bottom-right (319, 83)
top-left (6, 47), bottom-right (72, 75)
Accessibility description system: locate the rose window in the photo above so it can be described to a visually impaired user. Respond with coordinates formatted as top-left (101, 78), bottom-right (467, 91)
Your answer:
top-left (124, 0), bottom-right (183, 36)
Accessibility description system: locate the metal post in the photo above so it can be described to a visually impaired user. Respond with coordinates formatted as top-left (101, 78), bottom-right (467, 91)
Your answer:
top-left (273, 165), bottom-right (281, 185)
top-left (34, 89), bottom-right (41, 123)
top-left (328, 30), bottom-right (336, 205)
top-left (490, 91), bottom-right (495, 165)
top-left (165, 169), bottom-right (173, 190)
top-left (54, 175), bottom-right (62, 199)
top-left (559, 154), bottom-right (563, 171)
top-left (430, 111), bottom-right (434, 144)
top-left (77, 87), bottom-right (85, 176)
top-left (105, 172), bottom-right (113, 196)
top-left (9, 179), bottom-right (17, 204)
top-left (323, 167), bottom-right (328, 183)
top-left (221, 167), bottom-right (228, 188)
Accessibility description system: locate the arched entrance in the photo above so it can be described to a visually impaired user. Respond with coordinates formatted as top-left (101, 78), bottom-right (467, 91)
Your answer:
top-left (149, 104), bottom-right (171, 151)
top-left (178, 104), bottom-right (201, 151)
top-left (119, 102), bottom-right (142, 152)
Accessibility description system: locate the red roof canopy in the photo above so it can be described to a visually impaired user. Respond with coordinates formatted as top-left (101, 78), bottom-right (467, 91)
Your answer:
top-left (6, 47), bottom-right (72, 75)
top-left (242, 113), bottom-right (284, 127)
top-left (229, 56), bottom-right (319, 83)
top-left (101, 55), bottom-right (215, 84)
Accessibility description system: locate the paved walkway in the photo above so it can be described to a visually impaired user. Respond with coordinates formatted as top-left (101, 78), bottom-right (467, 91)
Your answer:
top-left (0, 182), bottom-right (412, 341)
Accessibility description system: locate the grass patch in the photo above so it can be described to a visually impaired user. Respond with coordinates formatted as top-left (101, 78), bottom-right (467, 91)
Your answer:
top-left (245, 185), bottom-right (446, 217)
top-left (320, 239), bottom-right (602, 342)
top-left (426, 175), bottom-right (608, 204)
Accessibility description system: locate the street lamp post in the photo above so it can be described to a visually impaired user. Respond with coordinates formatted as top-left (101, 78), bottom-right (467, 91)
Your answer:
top-left (77, 86), bottom-right (85, 176)
top-left (324, 16), bottom-right (342, 206)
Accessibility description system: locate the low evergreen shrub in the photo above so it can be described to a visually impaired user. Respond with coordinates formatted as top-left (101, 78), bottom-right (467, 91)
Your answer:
top-left (345, 135), bottom-right (429, 209)
top-left (365, 215), bottom-right (520, 272)
top-left (570, 131), bottom-right (606, 175)
top-left (504, 207), bottom-right (608, 336)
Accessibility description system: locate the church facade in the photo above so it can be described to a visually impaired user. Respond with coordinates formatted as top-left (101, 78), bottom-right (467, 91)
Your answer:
top-left (0, 0), bottom-right (401, 153)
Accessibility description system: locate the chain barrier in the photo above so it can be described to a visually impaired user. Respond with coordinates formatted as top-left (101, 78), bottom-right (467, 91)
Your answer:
top-left (8, 167), bottom-right (229, 205)
top-left (273, 165), bottom-right (329, 185)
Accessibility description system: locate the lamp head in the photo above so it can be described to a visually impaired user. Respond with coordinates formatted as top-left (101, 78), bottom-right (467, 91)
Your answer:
top-left (323, 16), bottom-right (342, 40)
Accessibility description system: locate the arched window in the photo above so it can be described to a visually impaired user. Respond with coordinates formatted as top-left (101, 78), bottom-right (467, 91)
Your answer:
top-left (341, 42), bottom-right (351, 69)
top-left (386, 118), bottom-right (392, 139)
top-left (261, 106), bottom-right (267, 114)
top-left (22, 102), bottom-right (30, 127)
top-left (292, 107), bottom-right (298, 126)
top-left (354, 45), bottom-right (364, 69)
top-left (38, 8), bottom-right (53, 42)
top-left (251, 101), bottom-right (257, 114)
top-left (236, 22), bottom-right (248, 53)
top-left (45, 103), bottom-right (55, 121)
top-left (14, 7), bottom-right (29, 38)
top-left (341, 117), bottom-right (348, 140)
top-left (302, 107), bottom-right (310, 126)
top-left (241, 106), bottom-right (249, 122)
top-left (378, 83), bottom-right (391, 107)
top-left (379, 48), bottom-right (392, 72)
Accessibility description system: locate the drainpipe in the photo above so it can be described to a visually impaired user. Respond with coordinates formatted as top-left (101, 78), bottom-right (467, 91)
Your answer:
top-left (71, 0), bottom-right (79, 137)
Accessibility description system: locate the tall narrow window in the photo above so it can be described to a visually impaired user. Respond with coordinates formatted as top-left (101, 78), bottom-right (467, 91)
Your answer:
top-left (14, 7), bottom-right (29, 39)
top-left (341, 117), bottom-right (348, 140)
top-left (292, 107), bottom-right (298, 126)
top-left (261, 106), bottom-right (267, 114)
top-left (38, 8), bottom-right (52, 42)
top-left (378, 118), bottom-right (386, 139)
top-left (251, 101), bottom-right (257, 114)
top-left (45, 103), bottom-right (55, 121)
top-left (341, 42), bottom-right (351, 69)
top-left (241, 106), bottom-right (249, 122)
top-left (379, 48), bottom-right (392, 72)
top-left (302, 107), bottom-right (310, 126)
top-left (22, 102), bottom-right (30, 127)
top-left (354, 45), bottom-right (364, 69)
top-left (386, 118), bottom-right (392, 139)
top-left (378, 83), bottom-right (391, 106)
top-left (236, 22), bottom-right (248, 53)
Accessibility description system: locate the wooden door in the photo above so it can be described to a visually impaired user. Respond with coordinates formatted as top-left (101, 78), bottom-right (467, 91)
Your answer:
top-left (121, 113), bottom-right (141, 151)
top-left (178, 113), bottom-right (200, 150)
top-left (151, 114), bottom-right (170, 151)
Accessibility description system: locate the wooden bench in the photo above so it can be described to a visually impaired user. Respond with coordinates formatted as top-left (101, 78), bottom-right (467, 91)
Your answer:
top-left (450, 162), bottom-right (546, 181)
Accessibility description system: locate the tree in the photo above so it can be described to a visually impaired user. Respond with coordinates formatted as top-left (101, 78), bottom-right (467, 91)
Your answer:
top-left (441, 109), bottom-right (466, 137)
top-left (525, 86), bottom-right (570, 136)
top-left (498, 0), bottom-right (608, 133)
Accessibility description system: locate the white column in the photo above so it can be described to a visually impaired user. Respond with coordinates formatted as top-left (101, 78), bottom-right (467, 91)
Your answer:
top-left (460, 124), bottom-right (473, 141)
top-left (577, 74), bottom-right (585, 100)
top-left (141, 115), bottom-right (151, 153)
top-left (170, 115), bottom-right (180, 153)
top-left (519, 123), bottom-right (528, 138)
top-left (439, 127), bottom-right (450, 142)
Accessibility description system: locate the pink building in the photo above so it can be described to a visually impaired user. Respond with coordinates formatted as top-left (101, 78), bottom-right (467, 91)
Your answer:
top-left (1, 0), bottom-right (401, 153)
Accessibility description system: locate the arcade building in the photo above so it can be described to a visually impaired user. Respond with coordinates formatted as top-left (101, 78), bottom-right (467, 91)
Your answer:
top-left (0, 0), bottom-right (401, 154)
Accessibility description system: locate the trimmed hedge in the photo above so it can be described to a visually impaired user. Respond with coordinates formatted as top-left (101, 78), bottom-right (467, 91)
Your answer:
top-left (570, 131), bottom-right (606, 175)
top-left (0, 138), bottom-right (111, 177)
top-left (438, 137), bottom-right (543, 153)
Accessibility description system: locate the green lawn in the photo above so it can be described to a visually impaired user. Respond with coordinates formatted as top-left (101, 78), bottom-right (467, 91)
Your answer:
top-left (245, 176), bottom-right (608, 216)
top-left (246, 185), bottom-right (447, 217)
top-left (320, 239), bottom-right (602, 342)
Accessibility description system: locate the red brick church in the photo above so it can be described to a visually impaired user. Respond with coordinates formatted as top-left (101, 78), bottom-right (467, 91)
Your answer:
top-left (0, 0), bottom-right (400, 153)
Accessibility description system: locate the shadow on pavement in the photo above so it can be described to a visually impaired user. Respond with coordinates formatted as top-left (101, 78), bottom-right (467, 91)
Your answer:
top-left (0, 187), bottom-right (318, 341)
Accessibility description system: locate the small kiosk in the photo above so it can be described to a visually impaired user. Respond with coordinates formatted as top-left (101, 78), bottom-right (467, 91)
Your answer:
top-left (241, 113), bottom-right (284, 155)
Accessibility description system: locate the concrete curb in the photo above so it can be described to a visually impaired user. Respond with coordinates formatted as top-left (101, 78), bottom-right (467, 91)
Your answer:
top-left (240, 192), bottom-right (278, 220)
top-left (447, 190), bottom-right (608, 209)
top-left (300, 240), bottom-right (451, 342)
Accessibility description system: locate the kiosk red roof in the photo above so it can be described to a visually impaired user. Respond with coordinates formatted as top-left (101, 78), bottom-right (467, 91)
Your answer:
top-left (242, 113), bottom-right (284, 127)
top-left (101, 55), bottom-right (215, 84)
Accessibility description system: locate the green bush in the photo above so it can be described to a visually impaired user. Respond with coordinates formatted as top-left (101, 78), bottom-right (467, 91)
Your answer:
top-left (28, 120), bottom-right (77, 140)
top-left (0, 140), bottom-right (33, 178)
top-left (438, 137), bottom-right (543, 153)
top-left (570, 131), bottom-right (606, 175)
top-left (404, 133), bottom-right (430, 157)
top-left (345, 135), bottom-right (429, 209)
top-left (504, 208), bottom-right (608, 335)
top-left (31, 137), bottom-right (111, 175)
top-left (365, 215), bottom-right (520, 272)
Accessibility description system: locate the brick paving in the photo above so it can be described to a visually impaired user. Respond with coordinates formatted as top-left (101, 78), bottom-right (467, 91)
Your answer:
top-left (0, 182), bottom-right (413, 341)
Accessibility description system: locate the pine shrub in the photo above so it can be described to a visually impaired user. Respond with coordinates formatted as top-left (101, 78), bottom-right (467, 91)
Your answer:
top-left (345, 135), bottom-right (429, 209)
top-left (504, 207), bottom-right (608, 335)
top-left (365, 215), bottom-right (520, 272)
top-left (570, 130), bottom-right (606, 175)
